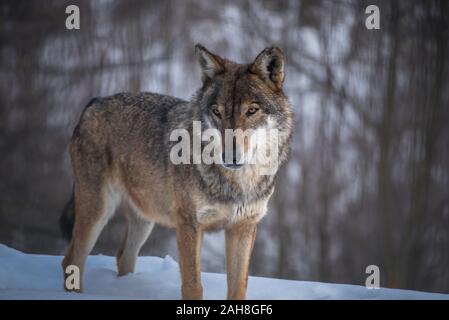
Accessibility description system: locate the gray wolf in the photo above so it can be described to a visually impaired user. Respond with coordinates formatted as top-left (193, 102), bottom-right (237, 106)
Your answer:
top-left (60, 44), bottom-right (293, 299)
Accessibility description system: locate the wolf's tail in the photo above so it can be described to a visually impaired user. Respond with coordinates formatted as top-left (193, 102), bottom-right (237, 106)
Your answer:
top-left (60, 188), bottom-right (75, 242)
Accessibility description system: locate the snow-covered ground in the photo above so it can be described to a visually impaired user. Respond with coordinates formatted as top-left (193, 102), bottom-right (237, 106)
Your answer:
top-left (0, 244), bottom-right (447, 300)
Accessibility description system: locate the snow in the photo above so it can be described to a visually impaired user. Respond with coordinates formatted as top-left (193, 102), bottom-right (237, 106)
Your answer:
top-left (0, 244), bottom-right (447, 300)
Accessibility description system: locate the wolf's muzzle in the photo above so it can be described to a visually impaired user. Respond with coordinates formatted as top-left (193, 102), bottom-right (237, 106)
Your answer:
top-left (221, 151), bottom-right (244, 169)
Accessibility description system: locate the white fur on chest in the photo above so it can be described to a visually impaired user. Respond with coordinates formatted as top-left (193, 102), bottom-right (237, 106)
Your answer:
top-left (195, 198), bottom-right (269, 227)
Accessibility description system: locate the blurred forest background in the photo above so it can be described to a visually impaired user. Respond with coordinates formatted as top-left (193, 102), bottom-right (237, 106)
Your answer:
top-left (1, 0), bottom-right (448, 293)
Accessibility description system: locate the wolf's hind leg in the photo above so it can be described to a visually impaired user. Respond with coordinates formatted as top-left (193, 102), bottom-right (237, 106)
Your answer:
top-left (116, 206), bottom-right (154, 276)
top-left (62, 182), bottom-right (119, 292)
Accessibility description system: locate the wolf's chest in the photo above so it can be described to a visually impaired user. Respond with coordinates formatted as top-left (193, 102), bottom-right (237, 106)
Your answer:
top-left (195, 200), bottom-right (269, 229)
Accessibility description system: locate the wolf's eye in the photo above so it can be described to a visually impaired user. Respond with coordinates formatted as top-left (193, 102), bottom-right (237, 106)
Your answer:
top-left (247, 104), bottom-right (260, 116)
top-left (211, 105), bottom-right (221, 118)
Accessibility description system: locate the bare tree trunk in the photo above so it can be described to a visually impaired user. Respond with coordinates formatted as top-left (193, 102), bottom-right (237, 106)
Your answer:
top-left (376, 0), bottom-right (400, 288)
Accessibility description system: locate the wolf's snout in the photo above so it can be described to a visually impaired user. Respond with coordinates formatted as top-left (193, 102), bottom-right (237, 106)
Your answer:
top-left (222, 151), bottom-right (239, 163)
top-left (222, 139), bottom-right (243, 169)
top-left (222, 151), bottom-right (243, 169)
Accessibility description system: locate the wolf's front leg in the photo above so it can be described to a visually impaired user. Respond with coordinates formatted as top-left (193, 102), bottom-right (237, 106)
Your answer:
top-left (225, 222), bottom-right (257, 300)
top-left (176, 223), bottom-right (204, 299)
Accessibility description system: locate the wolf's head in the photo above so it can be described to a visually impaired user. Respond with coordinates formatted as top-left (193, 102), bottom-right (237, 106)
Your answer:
top-left (194, 44), bottom-right (293, 175)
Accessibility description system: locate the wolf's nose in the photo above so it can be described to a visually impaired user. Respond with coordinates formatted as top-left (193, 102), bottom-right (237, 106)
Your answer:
top-left (222, 151), bottom-right (238, 164)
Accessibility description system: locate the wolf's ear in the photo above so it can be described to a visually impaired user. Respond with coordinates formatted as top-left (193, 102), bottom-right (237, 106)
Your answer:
top-left (250, 46), bottom-right (285, 91)
top-left (195, 44), bottom-right (225, 83)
